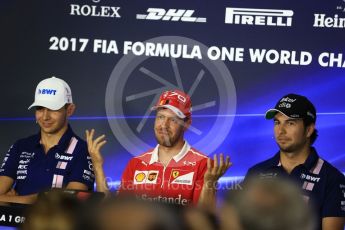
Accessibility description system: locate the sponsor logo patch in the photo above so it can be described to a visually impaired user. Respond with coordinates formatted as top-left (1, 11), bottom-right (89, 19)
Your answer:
top-left (313, 14), bottom-right (345, 28)
top-left (55, 153), bottom-right (73, 161)
top-left (300, 173), bottom-right (320, 182)
top-left (172, 171), bottom-right (179, 178)
top-left (137, 8), bottom-right (207, 23)
top-left (225, 7), bottom-right (293, 27)
top-left (135, 172), bottom-right (146, 183)
top-left (134, 170), bottom-right (159, 184)
top-left (170, 170), bottom-right (194, 185)
top-left (183, 161), bottom-right (196, 166)
top-left (148, 172), bottom-right (158, 181)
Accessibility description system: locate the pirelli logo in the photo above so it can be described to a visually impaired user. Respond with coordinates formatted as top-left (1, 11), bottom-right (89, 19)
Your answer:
top-left (225, 8), bottom-right (294, 27)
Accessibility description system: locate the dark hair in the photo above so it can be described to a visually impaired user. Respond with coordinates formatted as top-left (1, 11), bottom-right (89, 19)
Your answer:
top-left (64, 103), bottom-right (72, 109)
top-left (224, 178), bottom-right (315, 230)
top-left (183, 116), bottom-right (191, 122)
top-left (21, 190), bottom-right (97, 230)
top-left (303, 119), bottom-right (318, 145)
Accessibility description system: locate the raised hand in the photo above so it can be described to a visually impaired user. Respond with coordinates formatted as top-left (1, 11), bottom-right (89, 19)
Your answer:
top-left (204, 153), bottom-right (232, 188)
top-left (198, 154), bottom-right (232, 209)
top-left (85, 129), bottom-right (107, 166)
top-left (85, 129), bottom-right (109, 193)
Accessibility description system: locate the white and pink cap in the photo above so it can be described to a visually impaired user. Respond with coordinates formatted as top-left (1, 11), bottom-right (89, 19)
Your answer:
top-left (28, 77), bottom-right (73, 110)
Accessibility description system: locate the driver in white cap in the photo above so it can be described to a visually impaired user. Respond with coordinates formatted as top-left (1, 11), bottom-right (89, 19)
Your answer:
top-left (0, 77), bottom-right (95, 204)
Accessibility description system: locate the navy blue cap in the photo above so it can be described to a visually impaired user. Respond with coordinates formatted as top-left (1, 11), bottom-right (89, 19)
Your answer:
top-left (265, 94), bottom-right (316, 123)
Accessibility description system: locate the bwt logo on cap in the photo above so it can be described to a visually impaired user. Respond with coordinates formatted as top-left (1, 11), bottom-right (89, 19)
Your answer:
top-left (28, 76), bottom-right (73, 111)
top-left (38, 89), bottom-right (57, 95)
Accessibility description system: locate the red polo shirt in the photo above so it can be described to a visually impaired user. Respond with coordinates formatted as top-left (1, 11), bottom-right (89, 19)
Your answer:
top-left (119, 142), bottom-right (208, 206)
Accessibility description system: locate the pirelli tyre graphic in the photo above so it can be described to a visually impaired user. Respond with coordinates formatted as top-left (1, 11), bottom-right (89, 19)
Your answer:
top-left (105, 36), bottom-right (236, 156)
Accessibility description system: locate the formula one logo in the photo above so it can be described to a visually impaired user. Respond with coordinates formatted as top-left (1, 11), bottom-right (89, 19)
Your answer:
top-left (225, 8), bottom-right (293, 27)
top-left (137, 8), bottom-right (207, 23)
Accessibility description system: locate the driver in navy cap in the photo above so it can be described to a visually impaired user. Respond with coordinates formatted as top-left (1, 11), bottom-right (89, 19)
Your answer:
top-left (244, 93), bottom-right (345, 230)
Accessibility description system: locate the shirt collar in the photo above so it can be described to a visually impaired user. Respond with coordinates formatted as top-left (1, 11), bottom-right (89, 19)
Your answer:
top-left (265, 152), bottom-right (281, 167)
top-left (267, 147), bottom-right (319, 170)
top-left (149, 141), bottom-right (191, 165)
top-left (302, 147), bottom-right (319, 170)
top-left (35, 124), bottom-right (75, 152)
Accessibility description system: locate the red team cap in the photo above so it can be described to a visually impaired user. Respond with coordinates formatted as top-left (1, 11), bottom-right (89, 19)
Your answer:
top-left (151, 90), bottom-right (192, 119)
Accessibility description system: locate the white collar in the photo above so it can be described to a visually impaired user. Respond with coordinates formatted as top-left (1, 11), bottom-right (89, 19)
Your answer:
top-left (149, 141), bottom-right (191, 165)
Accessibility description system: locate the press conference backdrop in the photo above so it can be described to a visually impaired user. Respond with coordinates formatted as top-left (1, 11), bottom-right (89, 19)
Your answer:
top-left (0, 0), bottom-right (344, 192)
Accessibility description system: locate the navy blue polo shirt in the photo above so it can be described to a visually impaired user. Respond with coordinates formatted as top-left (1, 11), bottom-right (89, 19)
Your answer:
top-left (0, 125), bottom-right (95, 195)
top-left (245, 147), bottom-right (345, 229)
